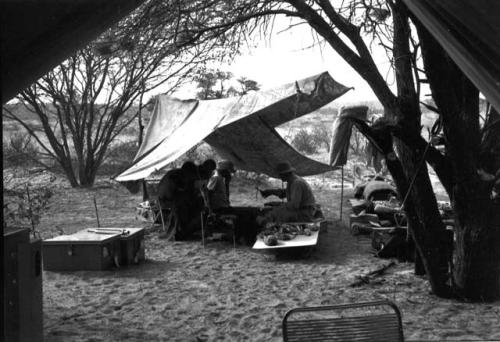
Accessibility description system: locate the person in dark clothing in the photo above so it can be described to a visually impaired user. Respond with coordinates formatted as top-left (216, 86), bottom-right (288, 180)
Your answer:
top-left (157, 168), bottom-right (183, 210)
top-left (198, 159), bottom-right (217, 182)
top-left (202, 160), bottom-right (266, 245)
top-left (157, 161), bottom-right (200, 239)
top-left (206, 160), bottom-right (236, 213)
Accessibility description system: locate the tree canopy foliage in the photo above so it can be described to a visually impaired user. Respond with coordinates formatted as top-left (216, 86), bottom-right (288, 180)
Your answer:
top-left (2, 0), bottom-right (238, 187)
top-left (194, 68), bottom-right (260, 99)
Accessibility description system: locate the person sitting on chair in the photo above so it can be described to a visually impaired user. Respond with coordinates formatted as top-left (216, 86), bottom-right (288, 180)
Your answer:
top-left (196, 159), bottom-right (217, 192)
top-left (258, 161), bottom-right (317, 224)
top-left (157, 161), bottom-right (199, 239)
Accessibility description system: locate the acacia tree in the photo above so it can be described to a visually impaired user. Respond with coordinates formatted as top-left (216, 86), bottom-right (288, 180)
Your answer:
top-left (194, 69), bottom-right (234, 99)
top-left (237, 76), bottom-right (260, 94)
top-left (2, 0), bottom-right (231, 187)
top-left (152, 0), bottom-right (500, 301)
top-left (194, 68), bottom-right (260, 99)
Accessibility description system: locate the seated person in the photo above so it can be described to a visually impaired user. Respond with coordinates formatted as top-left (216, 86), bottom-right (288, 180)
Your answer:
top-left (157, 161), bottom-right (200, 239)
top-left (197, 159), bottom-right (217, 186)
top-left (205, 160), bottom-right (235, 213)
top-left (258, 161), bottom-right (317, 224)
top-left (194, 158), bottom-right (217, 207)
top-left (204, 160), bottom-right (262, 245)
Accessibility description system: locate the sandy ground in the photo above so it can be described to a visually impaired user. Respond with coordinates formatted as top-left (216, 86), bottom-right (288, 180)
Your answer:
top-left (5, 170), bottom-right (500, 341)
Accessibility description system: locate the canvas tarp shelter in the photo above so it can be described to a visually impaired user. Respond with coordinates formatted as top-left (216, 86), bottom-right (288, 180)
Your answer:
top-left (115, 72), bottom-right (351, 182)
top-left (327, 105), bottom-right (369, 219)
top-left (402, 0), bottom-right (500, 111)
top-left (329, 105), bottom-right (369, 167)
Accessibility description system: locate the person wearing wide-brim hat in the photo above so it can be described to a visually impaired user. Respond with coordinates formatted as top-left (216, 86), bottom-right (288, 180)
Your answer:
top-left (258, 161), bottom-right (317, 223)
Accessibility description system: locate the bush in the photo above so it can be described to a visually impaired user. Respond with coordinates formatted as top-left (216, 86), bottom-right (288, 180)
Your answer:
top-left (99, 140), bottom-right (139, 175)
top-left (3, 186), bottom-right (53, 229)
top-left (310, 125), bottom-right (332, 151)
top-left (349, 129), bottom-right (368, 158)
top-left (291, 128), bottom-right (318, 154)
top-left (3, 133), bottom-right (40, 168)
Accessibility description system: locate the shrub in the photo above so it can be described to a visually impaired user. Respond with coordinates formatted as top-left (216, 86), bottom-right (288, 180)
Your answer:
top-left (99, 140), bottom-right (139, 175)
top-left (291, 128), bottom-right (318, 154)
top-left (349, 128), bottom-right (368, 158)
top-left (310, 125), bottom-right (332, 151)
top-left (3, 133), bottom-right (40, 168)
top-left (3, 186), bottom-right (53, 229)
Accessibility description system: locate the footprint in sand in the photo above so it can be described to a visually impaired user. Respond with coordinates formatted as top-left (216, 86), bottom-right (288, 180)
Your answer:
top-left (101, 307), bottom-right (114, 315)
top-left (101, 278), bottom-right (115, 285)
top-left (227, 312), bottom-right (243, 322)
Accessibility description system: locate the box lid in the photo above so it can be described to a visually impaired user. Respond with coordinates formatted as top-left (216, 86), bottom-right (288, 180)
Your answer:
top-left (85, 227), bottom-right (144, 239)
top-left (4, 226), bottom-right (30, 238)
top-left (43, 229), bottom-right (121, 245)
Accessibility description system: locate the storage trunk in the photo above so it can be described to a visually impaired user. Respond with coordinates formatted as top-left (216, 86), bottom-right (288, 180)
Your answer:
top-left (43, 229), bottom-right (121, 271)
top-left (117, 227), bottom-right (145, 266)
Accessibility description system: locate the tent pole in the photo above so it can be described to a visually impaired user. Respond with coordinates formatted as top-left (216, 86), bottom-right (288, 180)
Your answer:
top-left (339, 166), bottom-right (344, 221)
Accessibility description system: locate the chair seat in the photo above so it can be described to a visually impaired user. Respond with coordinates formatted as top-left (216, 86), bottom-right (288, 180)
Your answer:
top-left (283, 300), bottom-right (404, 342)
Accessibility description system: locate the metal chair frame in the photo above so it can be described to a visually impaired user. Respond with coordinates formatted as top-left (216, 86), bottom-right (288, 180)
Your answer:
top-left (140, 198), bottom-right (177, 241)
top-left (200, 211), bottom-right (237, 249)
top-left (282, 300), bottom-right (404, 342)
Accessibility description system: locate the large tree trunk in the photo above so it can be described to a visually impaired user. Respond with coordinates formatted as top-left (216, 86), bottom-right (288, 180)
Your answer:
top-left (353, 118), bottom-right (453, 298)
top-left (454, 197), bottom-right (500, 301)
top-left (415, 16), bottom-right (500, 301)
top-left (286, 0), bottom-right (498, 299)
top-left (388, 1), bottom-right (452, 297)
top-left (79, 157), bottom-right (99, 187)
top-left (59, 158), bottom-right (79, 188)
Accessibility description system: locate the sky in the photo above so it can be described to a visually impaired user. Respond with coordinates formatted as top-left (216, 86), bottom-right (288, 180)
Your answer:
top-left (170, 17), bottom-right (397, 104)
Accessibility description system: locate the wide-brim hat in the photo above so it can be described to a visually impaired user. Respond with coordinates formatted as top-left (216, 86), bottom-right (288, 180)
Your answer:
top-left (217, 160), bottom-right (236, 173)
top-left (276, 161), bottom-right (295, 175)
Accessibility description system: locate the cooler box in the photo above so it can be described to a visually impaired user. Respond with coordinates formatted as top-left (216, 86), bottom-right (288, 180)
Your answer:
top-left (43, 229), bottom-right (122, 271)
top-left (117, 227), bottom-right (145, 266)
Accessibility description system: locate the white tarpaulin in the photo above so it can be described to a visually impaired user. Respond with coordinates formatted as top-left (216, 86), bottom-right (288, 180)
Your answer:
top-left (402, 0), bottom-right (500, 111)
top-left (115, 72), bottom-right (351, 182)
top-left (329, 105), bottom-right (369, 167)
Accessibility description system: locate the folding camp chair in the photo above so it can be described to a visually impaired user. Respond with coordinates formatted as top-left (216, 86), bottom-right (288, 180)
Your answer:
top-left (282, 300), bottom-right (404, 342)
top-left (197, 187), bottom-right (238, 249)
top-left (200, 211), bottom-right (237, 249)
top-left (137, 197), bottom-right (177, 240)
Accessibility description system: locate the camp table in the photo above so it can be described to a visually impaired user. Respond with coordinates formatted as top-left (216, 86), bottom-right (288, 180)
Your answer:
top-left (252, 221), bottom-right (322, 250)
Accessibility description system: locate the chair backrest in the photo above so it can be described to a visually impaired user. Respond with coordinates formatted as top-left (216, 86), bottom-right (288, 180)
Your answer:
top-left (282, 300), bottom-right (404, 342)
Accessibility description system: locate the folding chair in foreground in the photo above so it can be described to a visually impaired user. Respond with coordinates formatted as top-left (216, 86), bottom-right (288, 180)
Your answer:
top-left (282, 300), bottom-right (404, 342)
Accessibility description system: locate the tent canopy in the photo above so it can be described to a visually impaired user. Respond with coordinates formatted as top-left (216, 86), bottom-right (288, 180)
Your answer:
top-left (1, 0), bottom-right (144, 103)
top-left (115, 72), bottom-right (351, 182)
top-left (402, 0), bottom-right (500, 111)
